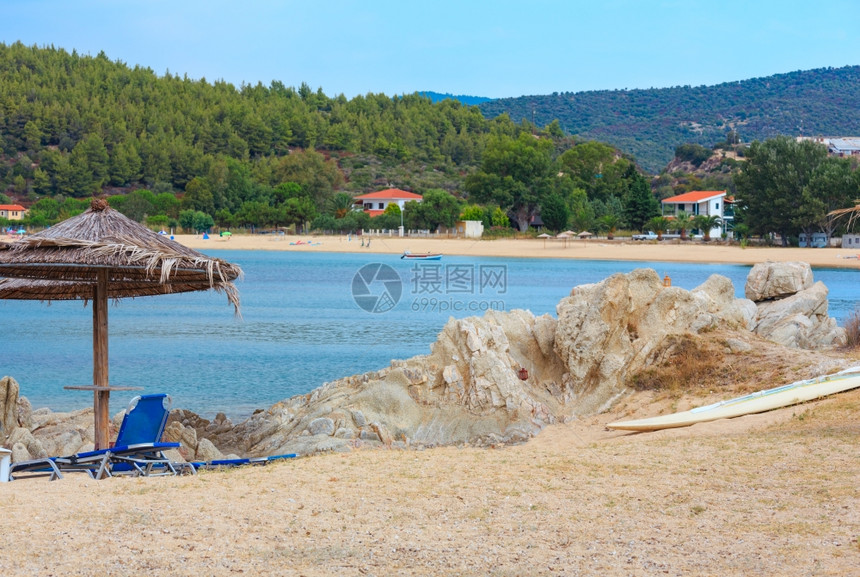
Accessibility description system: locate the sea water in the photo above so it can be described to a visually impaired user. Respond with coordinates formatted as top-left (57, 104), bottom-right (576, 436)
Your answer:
top-left (1, 250), bottom-right (855, 419)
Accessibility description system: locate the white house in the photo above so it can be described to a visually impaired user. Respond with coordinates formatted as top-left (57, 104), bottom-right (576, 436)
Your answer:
top-left (842, 233), bottom-right (860, 249)
top-left (354, 188), bottom-right (423, 217)
top-left (661, 190), bottom-right (729, 239)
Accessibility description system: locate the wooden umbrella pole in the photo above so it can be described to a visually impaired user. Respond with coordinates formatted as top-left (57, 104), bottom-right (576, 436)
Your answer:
top-left (93, 269), bottom-right (110, 450)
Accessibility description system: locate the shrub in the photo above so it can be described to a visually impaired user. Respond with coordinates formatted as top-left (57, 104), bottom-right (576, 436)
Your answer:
top-left (843, 306), bottom-right (860, 348)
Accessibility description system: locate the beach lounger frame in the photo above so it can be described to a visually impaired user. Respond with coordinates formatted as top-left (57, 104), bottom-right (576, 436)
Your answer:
top-left (9, 394), bottom-right (189, 481)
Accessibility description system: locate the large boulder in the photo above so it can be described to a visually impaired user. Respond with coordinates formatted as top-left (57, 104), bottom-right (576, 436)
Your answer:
top-left (753, 281), bottom-right (846, 348)
top-left (745, 261), bottom-right (813, 302)
top-left (553, 269), bottom-right (756, 414)
top-left (745, 262), bottom-right (846, 349)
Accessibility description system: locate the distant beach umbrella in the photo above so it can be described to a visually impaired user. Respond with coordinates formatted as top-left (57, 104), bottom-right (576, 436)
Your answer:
top-left (0, 199), bottom-right (242, 449)
top-left (537, 233), bottom-right (552, 247)
top-left (577, 231), bottom-right (593, 238)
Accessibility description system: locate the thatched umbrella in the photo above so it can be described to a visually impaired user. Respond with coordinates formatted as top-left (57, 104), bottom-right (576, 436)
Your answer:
top-left (0, 199), bottom-right (242, 449)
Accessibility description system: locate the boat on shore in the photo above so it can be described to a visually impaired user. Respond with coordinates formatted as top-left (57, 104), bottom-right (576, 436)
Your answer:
top-left (401, 251), bottom-right (442, 261)
top-left (607, 367), bottom-right (860, 432)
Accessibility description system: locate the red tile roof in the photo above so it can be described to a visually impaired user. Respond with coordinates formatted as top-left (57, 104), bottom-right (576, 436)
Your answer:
top-left (0, 204), bottom-right (26, 211)
top-left (661, 190), bottom-right (726, 204)
top-left (354, 188), bottom-right (423, 201)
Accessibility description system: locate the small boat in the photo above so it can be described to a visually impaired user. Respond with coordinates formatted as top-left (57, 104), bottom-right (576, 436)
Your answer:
top-left (607, 367), bottom-right (860, 432)
top-left (401, 251), bottom-right (442, 261)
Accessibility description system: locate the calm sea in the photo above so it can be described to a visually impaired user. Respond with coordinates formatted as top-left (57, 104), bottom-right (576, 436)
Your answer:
top-left (1, 250), bottom-right (856, 419)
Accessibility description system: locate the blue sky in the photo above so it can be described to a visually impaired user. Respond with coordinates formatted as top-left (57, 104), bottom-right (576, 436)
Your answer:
top-left (2, 1), bottom-right (858, 99)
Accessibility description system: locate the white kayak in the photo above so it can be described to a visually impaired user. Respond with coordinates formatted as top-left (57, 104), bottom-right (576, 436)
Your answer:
top-left (607, 367), bottom-right (860, 432)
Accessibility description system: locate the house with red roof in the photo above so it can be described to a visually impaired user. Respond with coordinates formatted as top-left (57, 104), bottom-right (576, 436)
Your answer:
top-left (354, 188), bottom-right (422, 217)
top-left (661, 190), bottom-right (731, 238)
top-left (0, 204), bottom-right (27, 221)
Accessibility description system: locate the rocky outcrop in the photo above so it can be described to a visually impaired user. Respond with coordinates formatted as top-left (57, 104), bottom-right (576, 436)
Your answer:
top-left (207, 269), bottom-right (758, 456)
top-left (746, 262), bottom-right (846, 349)
top-left (211, 308), bottom-right (570, 456)
top-left (0, 376), bottom-right (33, 437)
top-left (2, 265), bottom-right (849, 460)
top-left (745, 261), bottom-right (813, 301)
top-left (553, 269), bottom-right (756, 414)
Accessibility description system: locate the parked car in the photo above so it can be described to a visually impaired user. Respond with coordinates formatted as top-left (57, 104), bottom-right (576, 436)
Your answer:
top-left (632, 231), bottom-right (659, 240)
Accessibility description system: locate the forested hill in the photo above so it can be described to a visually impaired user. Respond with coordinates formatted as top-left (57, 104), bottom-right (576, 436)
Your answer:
top-left (479, 66), bottom-right (860, 172)
top-left (0, 42), bottom-right (509, 204)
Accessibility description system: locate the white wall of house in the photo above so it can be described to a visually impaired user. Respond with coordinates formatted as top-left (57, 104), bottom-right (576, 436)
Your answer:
top-left (842, 233), bottom-right (860, 249)
top-left (456, 220), bottom-right (484, 239)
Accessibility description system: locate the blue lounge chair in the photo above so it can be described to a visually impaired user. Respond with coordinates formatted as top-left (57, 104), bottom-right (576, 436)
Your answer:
top-left (9, 394), bottom-right (186, 481)
top-left (191, 453), bottom-right (298, 470)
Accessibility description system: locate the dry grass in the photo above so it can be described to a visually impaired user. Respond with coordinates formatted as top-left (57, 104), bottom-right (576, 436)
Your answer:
top-left (628, 332), bottom-right (734, 394)
top-left (843, 305), bottom-right (860, 348)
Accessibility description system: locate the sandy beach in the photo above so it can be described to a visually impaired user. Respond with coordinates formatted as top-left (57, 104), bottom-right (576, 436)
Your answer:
top-left (175, 232), bottom-right (860, 269)
top-left (3, 385), bottom-right (858, 576)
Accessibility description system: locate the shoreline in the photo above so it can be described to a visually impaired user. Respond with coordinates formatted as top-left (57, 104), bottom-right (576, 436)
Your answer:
top-left (173, 233), bottom-right (860, 269)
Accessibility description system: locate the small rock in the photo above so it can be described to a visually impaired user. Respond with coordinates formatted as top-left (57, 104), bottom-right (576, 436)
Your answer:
top-left (308, 417), bottom-right (335, 436)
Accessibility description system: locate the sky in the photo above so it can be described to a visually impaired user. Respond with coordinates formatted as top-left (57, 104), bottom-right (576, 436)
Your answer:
top-left (2, 0), bottom-right (859, 99)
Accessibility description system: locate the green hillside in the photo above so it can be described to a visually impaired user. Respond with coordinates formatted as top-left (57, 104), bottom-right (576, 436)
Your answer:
top-left (0, 41), bottom-right (503, 204)
top-left (479, 66), bottom-right (860, 172)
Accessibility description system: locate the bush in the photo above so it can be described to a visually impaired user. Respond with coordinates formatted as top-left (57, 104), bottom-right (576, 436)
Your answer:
top-left (674, 143), bottom-right (713, 167)
top-left (843, 307), bottom-right (860, 348)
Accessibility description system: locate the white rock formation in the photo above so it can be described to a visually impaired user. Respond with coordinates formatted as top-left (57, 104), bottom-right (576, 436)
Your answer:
top-left (746, 262), bottom-right (846, 349)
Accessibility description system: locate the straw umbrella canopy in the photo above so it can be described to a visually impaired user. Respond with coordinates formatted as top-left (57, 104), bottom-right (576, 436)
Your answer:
top-left (0, 199), bottom-right (242, 449)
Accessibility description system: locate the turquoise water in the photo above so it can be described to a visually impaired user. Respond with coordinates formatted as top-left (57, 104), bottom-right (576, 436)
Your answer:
top-left (1, 250), bottom-right (855, 418)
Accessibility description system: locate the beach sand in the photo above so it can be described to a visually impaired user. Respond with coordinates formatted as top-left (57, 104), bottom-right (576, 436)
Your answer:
top-left (3, 386), bottom-right (858, 575)
top-left (176, 232), bottom-right (860, 268)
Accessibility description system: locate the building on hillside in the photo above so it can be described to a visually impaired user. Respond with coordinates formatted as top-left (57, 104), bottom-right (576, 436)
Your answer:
top-left (797, 136), bottom-right (860, 157)
top-left (0, 204), bottom-right (26, 221)
top-left (354, 189), bottom-right (423, 217)
top-left (660, 190), bottom-right (730, 238)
